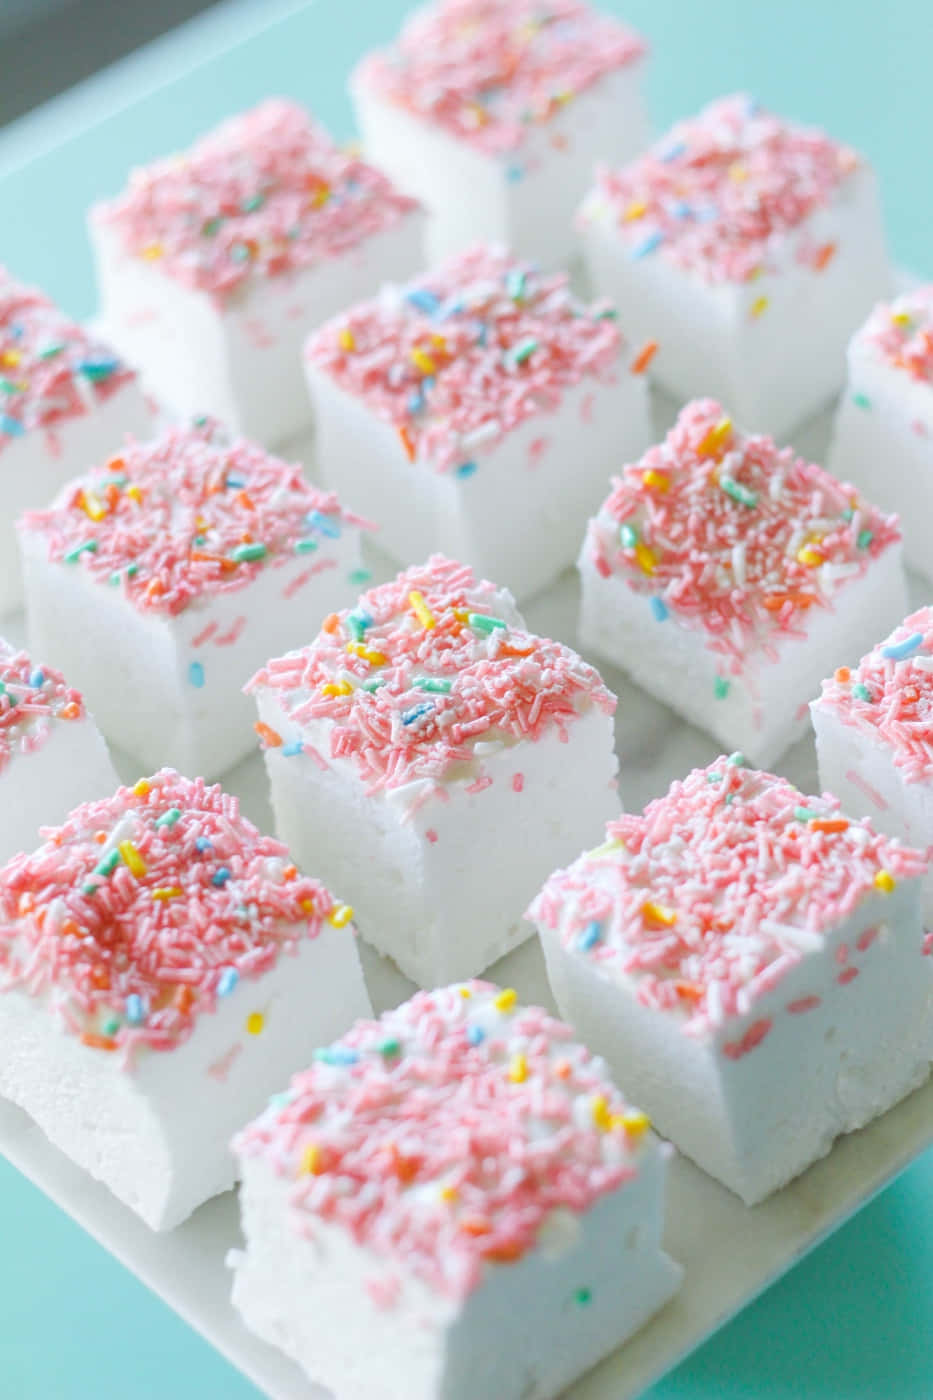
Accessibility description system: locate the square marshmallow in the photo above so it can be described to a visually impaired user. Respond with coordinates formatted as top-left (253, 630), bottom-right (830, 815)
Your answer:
top-left (578, 398), bottom-right (907, 769)
top-left (578, 94), bottom-right (891, 439)
top-left (0, 268), bottom-right (149, 613)
top-left (826, 286), bottom-right (933, 579)
top-left (351, 0), bottom-right (649, 268)
top-left (91, 100), bottom-right (424, 447)
top-left (19, 422), bottom-right (370, 778)
top-left (529, 756), bottom-right (933, 1205)
top-left (812, 607), bottom-right (933, 914)
top-left (0, 769), bottom-right (371, 1230)
top-left (231, 981), bottom-right (682, 1400)
top-left (0, 638), bottom-right (117, 863)
top-left (247, 556), bottom-right (620, 987)
top-left (305, 244), bottom-right (653, 602)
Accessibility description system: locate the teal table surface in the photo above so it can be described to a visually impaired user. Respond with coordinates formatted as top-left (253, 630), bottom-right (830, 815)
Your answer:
top-left (2, 1), bottom-right (933, 1396)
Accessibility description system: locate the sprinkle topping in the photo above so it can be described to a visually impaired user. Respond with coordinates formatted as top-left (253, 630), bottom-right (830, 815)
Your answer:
top-left (580, 95), bottom-right (859, 284)
top-left (0, 769), bottom-right (350, 1063)
top-left (0, 268), bottom-right (134, 448)
top-left (247, 555), bottom-right (614, 793)
top-left (814, 607), bottom-right (933, 782)
top-left (584, 398), bottom-right (898, 672)
top-left (528, 760), bottom-right (927, 1039)
top-left (858, 287), bottom-right (933, 387)
top-left (233, 981), bottom-right (653, 1299)
top-left (98, 100), bottom-right (418, 307)
top-left (355, 0), bottom-right (645, 157)
top-left (306, 245), bottom-right (621, 474)
top-left (0, 640), bottom-right (87, 773)
top-left (20, 421), bottom-right (363, 617)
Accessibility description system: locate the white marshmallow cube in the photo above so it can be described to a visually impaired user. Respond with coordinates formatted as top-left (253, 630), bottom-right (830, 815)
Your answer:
top-left (530, 757), bottom-right (933, 1206)
top-left (247, 555), bottom-right (620, 987)
top-left (231, 981), bottom-right (682, 1400)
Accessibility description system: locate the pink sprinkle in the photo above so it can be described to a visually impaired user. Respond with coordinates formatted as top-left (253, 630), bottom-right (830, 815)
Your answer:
top-left (837, 966), bottom-right (860, 985)
top-left (426, 828), bottom-right (439, 843)
top-left (722, 1016), bottom-right (772, 1060)
top-left (527, 436), bottom-right (548, 469)
top-left (215, 615), bottom-right (247, 647)
top-left (512, 773), bottom-right (524, 793)
top-left (282, 555), bottom-right (338, 601)
top-left (924, 931), bottom-right (933, 957)
top-left (207, 1043), bottom-right (243, 1081)
top-left (856, 925), bottom-right (879, 953)
top-left (844, 768), bottom-right (888, 811)
top-left (365, 1274), bottom-right (402, 1310)
top-left (192, 621), bottom-right (219, 647)
top-left (465, 775), bottom-right (494, 794)
top-left (787, 996), bottom-right (821, 1014)
top-left (835, 943), bottom-right (849, 965)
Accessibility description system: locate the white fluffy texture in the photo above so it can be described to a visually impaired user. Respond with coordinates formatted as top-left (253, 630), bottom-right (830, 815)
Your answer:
top-left (90, 212), bottom-right (425, 446)
top-left (0, 923), bottom-right (371, 1230)
top-left (0, 715), bottom-right (118, 865)
top-left (231, 1151), bottom-right (681, 1400)
top-left (578, 536), bottom-right (908, 771)
top-left (579, 167), bottom-right (890, 440)
top-left (255, 691), bottom-right (620, 987)
top-left (352, 65), bottom-right (649, 269)
top-left (538, 876), bottom-right (933, 1206)
top-left (0, 380), bottom-right (149, 615)
top-left (306, 369), bottom-right (652, 603)
top-left (18, 526), bottom-right (365, 779)
top-left (827, 354), bottom-right (933, 580)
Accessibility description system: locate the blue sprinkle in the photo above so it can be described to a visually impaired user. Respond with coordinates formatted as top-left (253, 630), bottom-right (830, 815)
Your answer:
top-left (669, 199), bottom-right (692, 219)
top-left (125, 994), bottom-right (146, 1025)
top-left (455, 460), bottom-right (478, 479)
top-left (0, 414), bottom-right (24, 437)
top-left (217, 967), bottom-right (240, 997)
top-left (475, 322), bottom-right (488, 347)
top-left (629, 231), bottom-right (664, 260)
top-left (188, 660), bottom-right (205, 688)
top-left (408, 389), bottom-right (424, 414)
top-left (659, 139), bottom-right (686, 163)
top-left (881, 632), bottom-right (924, 661)
top-left (505, 163), bottom-right (524, 183)
top-left (268, 1090), bottom-right (295, 1110)
top-left (650, 596), bottom-right (669, 622)
top-left (402, 701), bottom-right (434, 726)
top-left (313, 1045), bottom-right (359, 1066)
top-left (77, 357), bottom-right (120, 381)
top-left (282, 740), bottom-right (304, 757)
top-left (225, 474), bottom-right (246, 489)
top-left (578, 920), bottom-right (602, 951)
top-left (195, 837), bottom-right (214, 854)
top-left (29, 669), bottom-right (45, 688)
top-left (306, 509), bottom-right (341, 538)
top-left (404, 287), bottom-right (440, 315)
top-left (212, 866), bottom-right (232, 887)
top-left (436, 298), bottom-right (463, 321)
top-left (467, 1025), bottom-right (486, 1045)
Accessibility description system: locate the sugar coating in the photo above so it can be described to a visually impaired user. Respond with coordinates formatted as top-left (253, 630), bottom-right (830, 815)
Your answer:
top-left (234, 981), bottom-right (659, 1299)
top-left (247, 553), bottom-right (614, 794)
top-left (0, 266), bottom-right (135, 445)
top-left (355, 0), bottom-right (645, 157)
top-left (0, 768), bottom-right (353, 1064)
top-left (306, 244), bottom-right (622, 475)
top-left (20, 420), bottom-right (362, 618)
top-left (579, 94), bottom-right (857, 284)
top-left (97, 100), bottom-right (418, 309)
top-left (529, 757), bottom-right (927, 1039)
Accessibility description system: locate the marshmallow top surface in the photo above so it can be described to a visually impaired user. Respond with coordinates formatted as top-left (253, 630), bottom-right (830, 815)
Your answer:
top-left (247, 554), bottom-right (615, 793)
top-left (856, 286), bottom-right (933, 387)
top-left (0, 640), bottom-right (88, 773)
top-left (234, 980), bottom-right (653, 1299)
top-left (98, 100), bottom-right (419, 307)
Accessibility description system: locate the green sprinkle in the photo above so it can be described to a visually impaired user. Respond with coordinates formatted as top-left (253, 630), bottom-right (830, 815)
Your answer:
top-left (156, 808), bottom-right (182, 828)
top-left (38, 342), bottom-right (66, 359)
top-left (574, 1288), bottom-right (592, 1306)
top-left (101, 1016), bottom-right (121, 1037)
top-left (727, 751), bottom-right (749, 768)
top-left (725, 792), bottom-right (737, 805)
top-left (362, 677), bottom-right (386, 692)
top-left (64, 539), bottom-right (98, 563)
top-left (469, 613), bottom-right (506, 633)
top-left (414, 677), bottom-right (452, 693)
top-left (95, 849), bottom-right (121, 877)
top-left (81, 881), bottom-right (99, 896)
top-left (619, 523), bottom-right (638, 548)
top-left (348, 567), bottom-right (372, 585)
top-left (794, 805), bottom-right (820, 822)
top-left (231, 542), bottom-right (267, 563)
top-left (506, 268), bottom-right (526, 300)
top-left (0, 377), bottom-right (20, 395)
top-left (714, 676), bottom-right (730, 699)
top-left (294, 538), bottom-right (318, 554)
top-left (127, 562), bottom-right (139, 578)
top-left (857, 529), bottom-right (874, 550)
top-left (853, 392), bottom-right (871, 410)
top-left (720, 478), bottom-right (759, 508)
top-left (595, 308), bottom-right (619, 320)
top-left (201, 217), bottom-right (223, 236)
top-left (706, 771), bottom-right (723, 783)
top-left (852, 683), bottom-right (873, 702)
top-left (841, 507), bottom-right (855, 523)
top-left (241, 193), bottom-right (265, 213)
top-left (378, 1037), bottom-right (402, 1058)
top-left (230, 242), bottom-right (252, 263)
top-left (511, 337), bottom-right (538, 365)
top-left (193, 534), bottom-right (207, 548)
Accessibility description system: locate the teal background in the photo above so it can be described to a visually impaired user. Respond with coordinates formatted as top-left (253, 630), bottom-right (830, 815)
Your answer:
top-left (2, 0), bottom-right (933, 1395)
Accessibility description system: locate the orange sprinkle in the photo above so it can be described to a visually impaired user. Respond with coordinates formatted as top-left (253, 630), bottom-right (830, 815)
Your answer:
top-left (283, 864), bottom-right (298, 882)
top-left (814, 241), bottom-right (837, 270)
top-left (810, 818), bottom-right (849, 834)
top-left (90, 966), bottom-right (110, 990)
top-left (552, 1058), bottom-right (572, 1079)
top-left (459, 1216), bottom-right (492, 1237)
top-left (107, 456), bottom-right (125, 472)
top-left (483, 1240), bottom-right (525, 1263)
top-left (322, 612), bottom-right (339, 634)
top-left (629, 339), bottom-right (659, 374)
top-left (254, 721), bottom-right (283, 748)
top-left (60, 702), bottom-right (81, 720)
top-left (834, 666), bottom-right (850, 683)
top-left (81, 1033), bottom-right (118, 1052)
top-left (398, 424), bottom-right (416, 462)
top-left (235, 490), bottom-right (256, 511)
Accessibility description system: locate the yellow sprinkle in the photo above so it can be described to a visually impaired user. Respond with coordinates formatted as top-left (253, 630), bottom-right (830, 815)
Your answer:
top-left (141, 243), bottom-right (164, 260)
top-left (132, 779), bottom-right (151, 798)
top-left (453, 608), bottom-right (470, 624)
top-left (642, 469), bottom-right (669, 493)
top-left (410, 348), bottom-right (437, 376)
top-left (729, 162), bottom-right (748, 182)
top-left (300, 898), bottom-right (316, 914)
top-left (874, 869), bottom-right (895, 893)
top-left (246, 1011), bottom-right (265, 1035)
top-left (623, 200), bottom-right (647, 221)
top-left (508, 1054), bottom-right (528, 1083)
top-left (152, 886), bottom-right (183, 901)
top-left (81, 490), bottom-right (107, 522)
top-left (891, 311), bottom-right (912, 327)
top-left (586, 837), bottom-right (624, 860)
top-left (430, 333), bottom-right (447, 350)
top-left (126, 485), bottom-right (143, 504)
top-left (615, 1109), bottom-right (651, 1139)
top-left (346, 642), bottom-right (388, 666)
top-left (633, 541), bottom-right (657, 575)
top-left (1, 349), bottom-right (22, 367)
top-left (493, 987), bottom-right (517, 1013)
top-left (796, 545), bottom-right (823, 568)
top-left (642, 901), bottom-right (677, 927)
top-left (321, 680), bottom-right (353, 697)
top-left (328, 903), bottom-right (354, 928)
top-left (591, 1095), bottom-right (612, 1131)
top-left (750, 295), bottom-right (769, 319)
top-left (440, 1184), bottom-right (459, 1202)
top-left (311, 184), bottom-right (331, 208)
top-left (408, 589), bottom-right (436, 630)
top-left (458, 986), bottom-right (472, 998)
top-left (697, 416), bottom-right (733, 458)
top-left (300, 1143), bottom-right (322, 1175)
top-left (338, 328), bottom-right (356, 352)
top-left (118, 841), bottom-right (147, 878)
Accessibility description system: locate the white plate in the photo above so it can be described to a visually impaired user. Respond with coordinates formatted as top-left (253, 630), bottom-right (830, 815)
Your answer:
top-left (2, 389), bottom-right (932, 1400)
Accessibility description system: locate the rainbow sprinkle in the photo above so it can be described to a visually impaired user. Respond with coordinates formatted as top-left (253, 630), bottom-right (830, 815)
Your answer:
top-left (857, 286), bottom-right (933, 387)
top-left (0, 640), bottom-right (87, 772)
